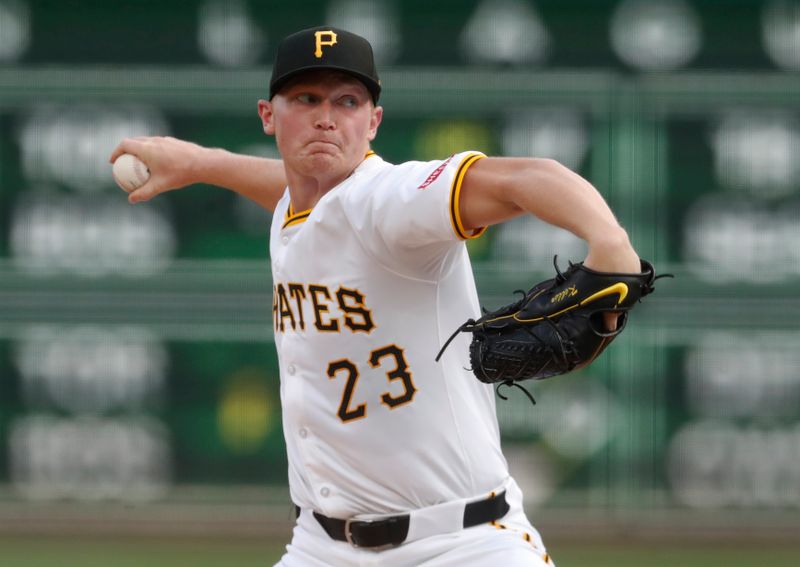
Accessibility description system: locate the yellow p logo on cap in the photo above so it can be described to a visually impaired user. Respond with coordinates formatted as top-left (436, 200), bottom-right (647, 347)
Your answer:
top-left (314, 30), bottom-right (338, 58)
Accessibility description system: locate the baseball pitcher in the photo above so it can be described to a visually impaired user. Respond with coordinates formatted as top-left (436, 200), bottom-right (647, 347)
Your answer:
top-left (111, 26), bottom-right (657, 567)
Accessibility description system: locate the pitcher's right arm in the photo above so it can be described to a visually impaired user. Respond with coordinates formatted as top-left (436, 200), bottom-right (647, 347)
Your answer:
top-left (110, 136), bottom-right (287, 212)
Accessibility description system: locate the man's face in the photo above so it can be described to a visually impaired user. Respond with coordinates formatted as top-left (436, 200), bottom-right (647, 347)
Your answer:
top-left (259, 71), bottom-right (382, 185)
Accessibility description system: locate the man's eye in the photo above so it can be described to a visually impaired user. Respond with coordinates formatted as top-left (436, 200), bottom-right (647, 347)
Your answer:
top-left (339, 96), bottom-right (358, 108)
top-left (297, 94), bottom-right (317, 103)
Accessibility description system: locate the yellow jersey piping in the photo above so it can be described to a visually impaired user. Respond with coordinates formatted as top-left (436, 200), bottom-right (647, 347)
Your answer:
top-left (282, 204), bottom-right (312, 229)
top-left (448, 153), bottom-right (487, 240)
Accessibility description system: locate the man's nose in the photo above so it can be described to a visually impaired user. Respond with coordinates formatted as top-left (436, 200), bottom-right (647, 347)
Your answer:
top-left (314, 102), bottom-right (336, 130)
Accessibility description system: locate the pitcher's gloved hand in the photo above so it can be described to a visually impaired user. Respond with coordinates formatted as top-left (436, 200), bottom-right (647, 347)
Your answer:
top-left (437, 258), bottom-right (667, 400)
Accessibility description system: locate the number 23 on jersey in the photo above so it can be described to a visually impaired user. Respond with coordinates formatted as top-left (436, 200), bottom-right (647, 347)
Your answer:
top-left (326, 344), bottom-right (417, 423)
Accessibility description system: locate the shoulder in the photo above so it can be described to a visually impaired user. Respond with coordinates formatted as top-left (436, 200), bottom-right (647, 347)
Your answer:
top-left (335, 152), bottom-right (486, 240)
top-left (344, 152), bottom-right (485, 198)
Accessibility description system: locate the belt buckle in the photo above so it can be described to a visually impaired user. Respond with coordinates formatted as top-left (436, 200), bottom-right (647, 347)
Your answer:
top-left (344, 518), bottom-right (360, 548)
top-left (344, 518), bottom-right (398, 551)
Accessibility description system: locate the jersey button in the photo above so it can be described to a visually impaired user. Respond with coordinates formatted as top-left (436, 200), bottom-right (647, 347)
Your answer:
top-left (298, 427), bottom-right (308, 439)
top-left (281, 236), bottom-right (289, 245)
top-left (320, 487), bottom-right (330, 498)
top-left (287, 364), bottom-right (296, 375)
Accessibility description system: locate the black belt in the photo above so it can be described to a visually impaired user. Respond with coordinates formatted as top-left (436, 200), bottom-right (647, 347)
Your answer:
top-left (308, 490), bottom-right (510, 549)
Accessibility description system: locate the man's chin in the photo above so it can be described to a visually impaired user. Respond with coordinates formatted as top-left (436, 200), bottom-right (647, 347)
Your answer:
top-left (293, 153), bottom-right (350, 177)
top-left (306, 152), bottom-right (340, 167)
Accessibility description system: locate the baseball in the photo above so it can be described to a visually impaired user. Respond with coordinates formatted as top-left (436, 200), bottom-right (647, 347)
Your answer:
top-left (112, 153), bottom-right (150, 193)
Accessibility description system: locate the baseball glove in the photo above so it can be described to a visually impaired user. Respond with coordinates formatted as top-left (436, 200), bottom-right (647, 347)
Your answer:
top-left (436, 258), bottom-right (666, 401)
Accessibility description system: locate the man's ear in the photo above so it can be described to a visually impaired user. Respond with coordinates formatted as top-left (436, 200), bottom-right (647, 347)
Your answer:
top-left (257, 99), bottom-right (275, 135)
top-left (367, 105), bottom-right (383, 142)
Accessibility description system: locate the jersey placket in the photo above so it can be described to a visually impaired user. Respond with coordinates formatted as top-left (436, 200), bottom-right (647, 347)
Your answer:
top-left (274, 220), bottom-right (338, 512)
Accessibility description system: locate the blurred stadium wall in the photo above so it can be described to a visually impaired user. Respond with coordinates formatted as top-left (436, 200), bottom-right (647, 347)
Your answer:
top-left (1, 0), bottom-right (799, 544)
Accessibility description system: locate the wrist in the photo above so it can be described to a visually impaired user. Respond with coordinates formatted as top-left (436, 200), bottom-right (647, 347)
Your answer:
top-left (584, 228), bottom-right (640, 273)
top-left (197, 146), bottom-right (230, 186)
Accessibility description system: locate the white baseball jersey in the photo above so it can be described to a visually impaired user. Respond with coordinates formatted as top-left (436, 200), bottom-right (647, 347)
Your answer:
top-left (269, 151), bottom-right (510, 519)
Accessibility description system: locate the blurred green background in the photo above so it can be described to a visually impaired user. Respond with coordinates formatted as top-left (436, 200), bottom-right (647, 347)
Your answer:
top-left (1, 0), bottom-right (800, 565)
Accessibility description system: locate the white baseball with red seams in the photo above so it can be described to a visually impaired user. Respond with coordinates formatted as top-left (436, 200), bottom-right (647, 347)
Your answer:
top-left (112, 153), bottom-right (150, 192)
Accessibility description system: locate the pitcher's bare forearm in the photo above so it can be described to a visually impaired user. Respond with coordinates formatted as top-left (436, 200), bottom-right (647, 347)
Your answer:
top-left (201, 148), bottom-right (286, 212)
top-left (110, 136), bottom-right (287, 212)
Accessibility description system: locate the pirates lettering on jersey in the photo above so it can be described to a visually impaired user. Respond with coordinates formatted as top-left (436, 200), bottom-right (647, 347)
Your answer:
top-left (288, 283), bottom-right (307, 330)
top-left (276, 283), bottom-right (296, 332)
top-left (273, 282), bottom-right (376, 334)
top-left (308, 284), bottom-right (339, 332)
top-left (336, 287), bottom-right (374, 332)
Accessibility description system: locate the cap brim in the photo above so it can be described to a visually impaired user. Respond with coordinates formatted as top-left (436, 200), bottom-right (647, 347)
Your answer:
top-left (270, 66), bottom-right (381, 103)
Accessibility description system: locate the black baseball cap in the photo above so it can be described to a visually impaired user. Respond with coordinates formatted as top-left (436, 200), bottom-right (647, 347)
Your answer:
top-left (269, 26), bottom-right (381, 103)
